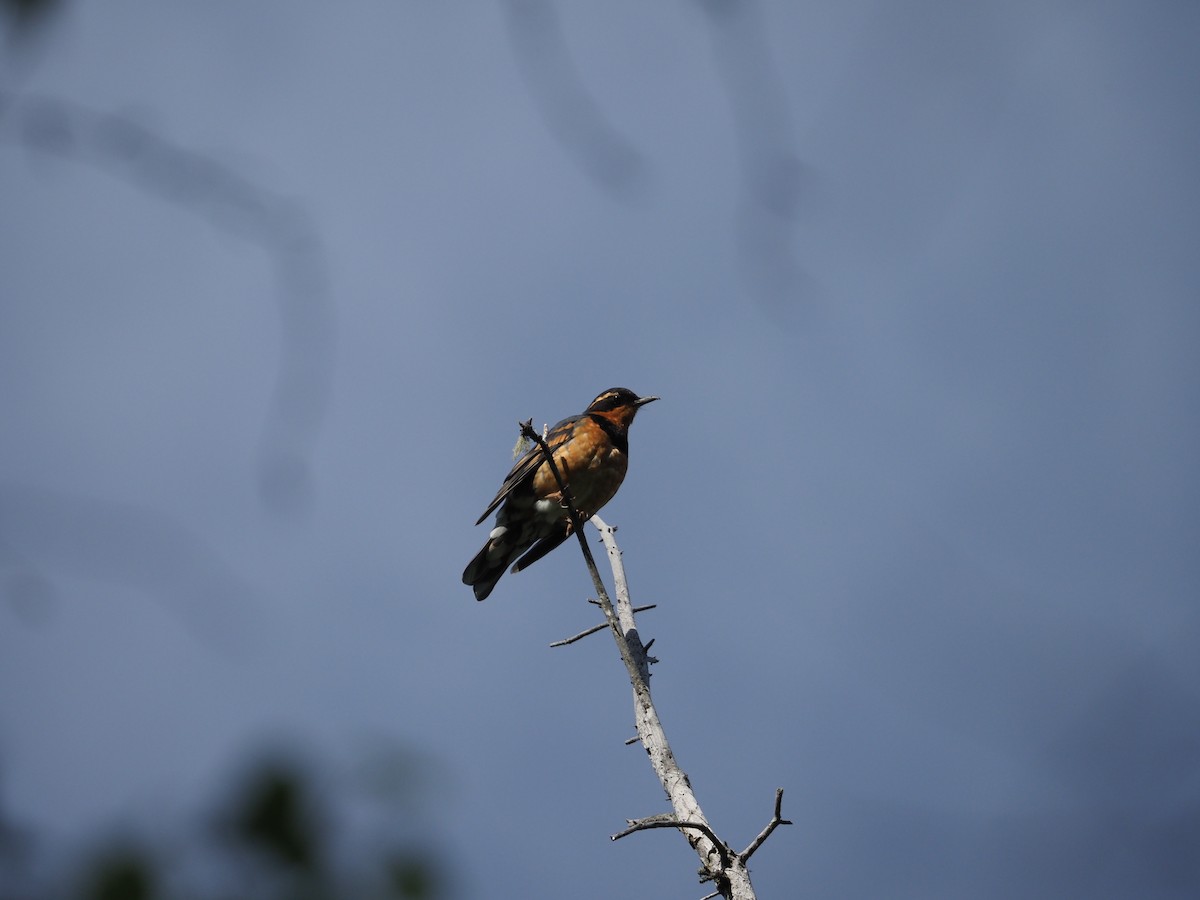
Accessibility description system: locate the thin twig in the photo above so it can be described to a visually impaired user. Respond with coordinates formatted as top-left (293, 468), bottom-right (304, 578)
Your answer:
top-left (519, 420), bottom-right (611, 615)
top-left (549, 622), bottom-right (608, 647)
top-left (736, 789), bottom-right (793, 863)
top-left (611, 817), bottom-right (728, 859)
top-left (550, 604), bottom-right (657, 647)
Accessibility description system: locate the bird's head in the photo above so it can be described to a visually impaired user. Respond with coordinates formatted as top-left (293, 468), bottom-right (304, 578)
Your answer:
top-left (585, 387), bottom-right (659, 429)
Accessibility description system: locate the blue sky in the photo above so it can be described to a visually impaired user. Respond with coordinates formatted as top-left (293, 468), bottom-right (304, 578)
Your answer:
top-left (2, 2), bottom-right (1198, 897)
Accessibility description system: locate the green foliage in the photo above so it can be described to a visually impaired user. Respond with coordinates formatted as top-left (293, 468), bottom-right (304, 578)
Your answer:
top-left (0, 0), bottom-right (63, 32)
top-left (0, 748), bottom-right (449, 900)
top-left (81, 848), bottom-right (156, 900)
top-left (229, 765), bottom-right (322, 873)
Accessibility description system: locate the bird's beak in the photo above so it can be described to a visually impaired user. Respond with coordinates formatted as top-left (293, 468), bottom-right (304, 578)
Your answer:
top-left (635, 395), bottom-right (660, 407)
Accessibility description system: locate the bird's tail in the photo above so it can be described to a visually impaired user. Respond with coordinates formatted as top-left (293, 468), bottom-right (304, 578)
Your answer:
top-left (462, 534), bottom-right (522, 601)
top-left (463, 523), bottom-right (572, 601)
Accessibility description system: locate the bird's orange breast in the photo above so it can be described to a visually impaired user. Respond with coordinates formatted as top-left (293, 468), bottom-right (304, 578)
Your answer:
top-left (531, 417), bottom-right (629, 518)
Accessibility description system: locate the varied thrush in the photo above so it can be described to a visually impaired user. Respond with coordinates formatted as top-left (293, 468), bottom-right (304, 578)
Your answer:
top-left (462, 387), bottom-right (658, 601)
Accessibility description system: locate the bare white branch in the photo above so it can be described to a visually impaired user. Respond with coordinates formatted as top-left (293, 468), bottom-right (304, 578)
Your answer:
top-left (521, 425), bottom-right (788, 898)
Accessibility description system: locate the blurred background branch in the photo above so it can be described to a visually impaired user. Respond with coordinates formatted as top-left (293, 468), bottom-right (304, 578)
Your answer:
top-left (0, 89), bottom-right (335, 517)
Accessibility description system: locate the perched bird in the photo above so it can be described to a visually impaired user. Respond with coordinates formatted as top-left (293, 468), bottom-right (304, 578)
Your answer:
top-left (463, 387), bottom-right (658, 601)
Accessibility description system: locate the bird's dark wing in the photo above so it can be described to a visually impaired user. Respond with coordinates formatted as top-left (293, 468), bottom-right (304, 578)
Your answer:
top-left (510, 529), bottom-right (571, 573)
top-left (473, 414), bottom-right (580, 525)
